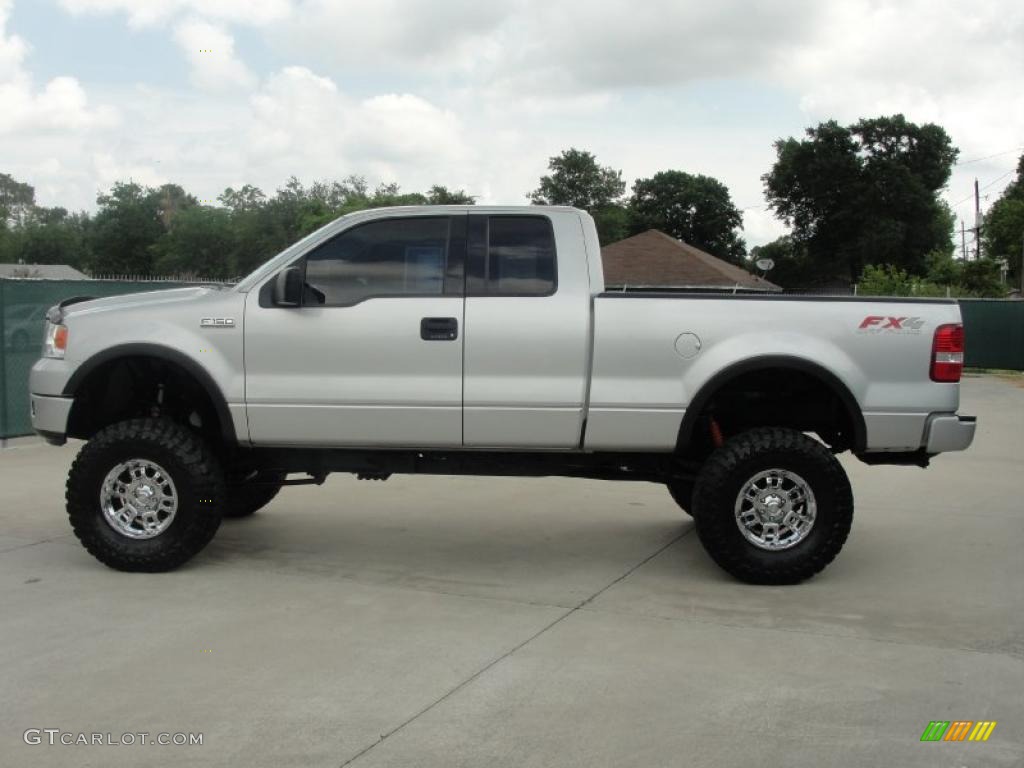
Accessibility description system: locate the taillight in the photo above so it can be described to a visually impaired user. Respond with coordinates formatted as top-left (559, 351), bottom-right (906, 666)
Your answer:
top-left (930, 323), bottom-right (964, 382)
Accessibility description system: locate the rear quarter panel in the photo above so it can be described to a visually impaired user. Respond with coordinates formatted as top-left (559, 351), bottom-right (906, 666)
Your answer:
top-left (585, 295), bottom-right (963, 452)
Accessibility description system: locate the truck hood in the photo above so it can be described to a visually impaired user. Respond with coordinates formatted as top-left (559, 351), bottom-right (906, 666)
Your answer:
top-left (55, 286), bottom-right (230, 321)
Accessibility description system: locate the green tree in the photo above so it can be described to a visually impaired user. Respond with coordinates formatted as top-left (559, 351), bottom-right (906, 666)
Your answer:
top-left (629, 171), bottom-right (746, 263)
top-left (87, 181), bottom-right (165, 275)
top-left (426, 185), bottom-right (476, 205)
top-left (958, 259), bottom-right (1004, 296)
top-left (592, 204), bottom-right (630, 245)
top-left (153, 184), bottom-right (197, 230)
top-left (748, 236), bottom-right (813, 290)
top-left (529, 148), bottom-right (626, 210)
top-left (856, 258), bottom-right (1004, 297)
top-left (857, 264), bottom-right (917, 296)
top-left (152, 206), bottom-right (236, 278)
top-left (763, 114), bottom-right (958, 285)
top-left (983, 154), bottom-right (1024, 286)
top-left (219, 184), bottom-right (267, 213)
top-left (11, 207), bottom-right (90, 268)
top-left (0, 174), bottom-right (92, 267)
top-left (218, 184), bottom-right (287, 275)
top-left (0, 172), bottom-right (36, 228)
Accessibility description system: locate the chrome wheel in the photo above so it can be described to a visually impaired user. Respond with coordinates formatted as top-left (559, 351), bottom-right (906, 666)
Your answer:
top-left (100, 459), bottom-right (178, 540)
top-left (734, 469), bottom-right (816, 551)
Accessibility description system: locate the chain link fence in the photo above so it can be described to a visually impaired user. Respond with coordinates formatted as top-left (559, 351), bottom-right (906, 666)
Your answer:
top-left (0, 278), bottom-right (207, 440)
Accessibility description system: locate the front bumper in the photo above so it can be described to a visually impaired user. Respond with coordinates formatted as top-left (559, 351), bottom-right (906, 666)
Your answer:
top-left (30, 394), bottom-right (73, 445)
top-left (924, 414), bottom-right (976, 453)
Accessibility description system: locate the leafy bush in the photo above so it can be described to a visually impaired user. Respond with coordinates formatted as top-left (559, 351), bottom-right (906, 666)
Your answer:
top-left (857, 257), bottom-right (1006, 298)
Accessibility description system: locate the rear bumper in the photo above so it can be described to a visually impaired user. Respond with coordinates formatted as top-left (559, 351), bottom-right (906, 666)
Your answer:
top-left (30, 394), bottom-right (73, 445)
top-left (924, 414), bottom-right (976, 453)
top-left (857, 412), bottom-right (976, 467)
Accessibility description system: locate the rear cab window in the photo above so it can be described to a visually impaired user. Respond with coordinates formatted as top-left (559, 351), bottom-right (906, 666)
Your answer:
top-left (468, 215), bottom-right (557, 296)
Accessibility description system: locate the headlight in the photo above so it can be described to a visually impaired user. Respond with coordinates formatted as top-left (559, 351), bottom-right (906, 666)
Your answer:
top-left (43, 321), bottom-right (69, 359)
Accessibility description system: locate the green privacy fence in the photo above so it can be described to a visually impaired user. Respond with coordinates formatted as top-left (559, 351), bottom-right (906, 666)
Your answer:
top-left (959, 299), bottom-right (1024, 371)
top-left (0, 278), bottom-right (199, 440)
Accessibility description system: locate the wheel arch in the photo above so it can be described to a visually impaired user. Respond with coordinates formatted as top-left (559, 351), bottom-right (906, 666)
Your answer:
top-left (677, 355), bottom-right (867, 453)
top-left (63, 343), bottom-right (236, 443)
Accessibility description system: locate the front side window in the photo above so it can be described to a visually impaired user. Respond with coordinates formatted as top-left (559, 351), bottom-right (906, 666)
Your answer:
top-left (304, 217), bottom-right (451, 306)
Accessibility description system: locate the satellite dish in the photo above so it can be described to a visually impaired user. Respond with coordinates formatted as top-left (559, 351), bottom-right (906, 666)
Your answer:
top-left (755, 258), bottom-right (775, 272)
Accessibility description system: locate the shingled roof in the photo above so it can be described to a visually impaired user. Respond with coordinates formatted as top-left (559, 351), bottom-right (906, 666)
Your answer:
top-left (601, 230), bottom-right (781, 292)
top-left (0, 263), bottom-right (89, 280)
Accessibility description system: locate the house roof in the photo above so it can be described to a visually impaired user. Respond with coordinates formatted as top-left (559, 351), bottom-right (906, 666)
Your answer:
top-left (0, 263), bottom-right (89, 280)
top-left (601, 230), bottom-right (781, 292)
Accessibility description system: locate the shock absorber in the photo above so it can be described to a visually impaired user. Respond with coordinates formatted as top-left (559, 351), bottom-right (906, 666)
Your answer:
top-left (709, 417), bottom-right (725, 449)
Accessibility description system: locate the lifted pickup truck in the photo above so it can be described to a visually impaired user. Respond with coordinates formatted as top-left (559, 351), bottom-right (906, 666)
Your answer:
top-left (30, 206), bottom-right (975, 583)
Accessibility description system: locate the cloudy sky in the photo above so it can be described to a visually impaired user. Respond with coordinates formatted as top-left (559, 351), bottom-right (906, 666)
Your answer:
top-left (1, 0), bottom-right (1022, 246)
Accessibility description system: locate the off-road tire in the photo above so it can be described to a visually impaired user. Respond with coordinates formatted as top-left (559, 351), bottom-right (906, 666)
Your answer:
top-left (692, 427), bottom-right (853, 585)
top-left (224, 471), bottom-right (286, 518)
top-left (665, 480), bottom-right (694, 517)
top-left (66, 418), bottom-right (225, 571)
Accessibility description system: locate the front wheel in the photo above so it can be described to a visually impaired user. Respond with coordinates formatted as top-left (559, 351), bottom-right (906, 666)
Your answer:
top-left (691, 427), bottom-right (853, 585)
top-left (66, 418), bottom-right (226, 572)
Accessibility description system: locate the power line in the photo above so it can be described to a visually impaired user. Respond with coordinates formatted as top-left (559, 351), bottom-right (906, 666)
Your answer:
top-left (980, 169), bottom-right (1016, 191)
top-left (949, 168), bottom-right (1016, 208)
top-left (954, 147), bottom-right (1024, 167)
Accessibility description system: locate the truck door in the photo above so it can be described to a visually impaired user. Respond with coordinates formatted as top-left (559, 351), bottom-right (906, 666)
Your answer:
top-left (462, 212), bottom-right (593, 448)
top-left (244, 214), bottom-right (466, 447)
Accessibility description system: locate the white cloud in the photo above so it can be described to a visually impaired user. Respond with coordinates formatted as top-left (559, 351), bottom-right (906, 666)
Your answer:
top-left (0, 0), bottom-right (28, 79)
top-left (0, 1), bottom-right (116, 136)
top-left (784, 0), bottom-right (1024, 225)
top-left (510, 0), bottom-right (821, 91)
top-left (173, 18), bottom-right (256, 90)
top-left (244, 67), bottom-right (469, 190)
top-left (272, 0), bottom-right (510, 75)
top-left (7, 0), bottom-right (1024, 251)
top-left (0, 75), bottom-right (115, 133)
top-left (58, 0), bottom-right (292, 27)
top-left (92, 151), bottom-right (166, 190)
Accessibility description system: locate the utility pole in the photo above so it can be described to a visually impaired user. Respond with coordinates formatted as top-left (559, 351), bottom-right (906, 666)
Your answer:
top-left (974, 178), bottom-right (982, 260)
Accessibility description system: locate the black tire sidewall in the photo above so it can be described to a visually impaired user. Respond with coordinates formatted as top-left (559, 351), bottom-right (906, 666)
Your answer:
top-left (67, 420), bottom-right (224, 571)
top-left (693, 429), bottom-right (853, 583)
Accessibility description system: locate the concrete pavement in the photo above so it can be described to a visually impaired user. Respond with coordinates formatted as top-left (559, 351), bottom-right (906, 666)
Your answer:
top-left (1, 374), bottom-right (1021, 766)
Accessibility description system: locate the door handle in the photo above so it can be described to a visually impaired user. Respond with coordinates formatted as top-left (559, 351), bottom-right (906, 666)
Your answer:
top-left (420, 317), bottom-right (458, 341)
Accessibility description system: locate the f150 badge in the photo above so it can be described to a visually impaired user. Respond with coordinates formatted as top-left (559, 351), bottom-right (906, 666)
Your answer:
top-left (857, 315), bottom-right (925, 334)
top-left (200, 317), bottom-right (235, 328)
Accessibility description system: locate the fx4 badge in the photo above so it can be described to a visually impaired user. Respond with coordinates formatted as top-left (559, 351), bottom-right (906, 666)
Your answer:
top-left (200, 317), bottom-right (235, 328)
top-left (857, 315), bottom-right (925, 334)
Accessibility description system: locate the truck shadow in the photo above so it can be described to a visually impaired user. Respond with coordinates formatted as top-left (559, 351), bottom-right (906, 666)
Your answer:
top-left (202, 496), bottom-right (696, 605)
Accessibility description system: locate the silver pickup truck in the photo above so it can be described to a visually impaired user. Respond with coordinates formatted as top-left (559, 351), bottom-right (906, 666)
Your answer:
top-left (29, 206), bottom-right (975, 583)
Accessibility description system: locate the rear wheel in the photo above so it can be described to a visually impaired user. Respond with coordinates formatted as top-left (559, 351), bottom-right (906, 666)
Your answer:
top-left (66, 418), bottom-right (225, 572)
top-left (691, 427), bottom-right (853, 585)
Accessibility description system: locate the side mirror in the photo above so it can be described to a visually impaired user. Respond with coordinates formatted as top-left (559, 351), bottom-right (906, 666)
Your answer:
top-left (273, 266), bottom-right (303, 307)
